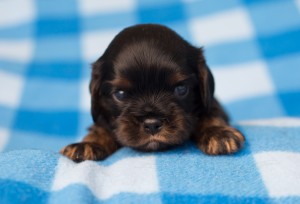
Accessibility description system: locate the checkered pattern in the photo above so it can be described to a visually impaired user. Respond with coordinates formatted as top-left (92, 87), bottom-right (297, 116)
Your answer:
top-left (0, 0), bottom-right (300, 203)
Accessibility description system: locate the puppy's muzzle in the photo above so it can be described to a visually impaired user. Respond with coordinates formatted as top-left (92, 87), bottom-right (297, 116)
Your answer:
top-left (143, 118), bottom-right (162, 135)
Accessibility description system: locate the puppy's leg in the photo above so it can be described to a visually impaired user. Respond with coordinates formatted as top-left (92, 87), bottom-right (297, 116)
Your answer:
top-left (60, 125), bottom-right (119, 162)
top-left (193, 100), bottom-right (245, 155)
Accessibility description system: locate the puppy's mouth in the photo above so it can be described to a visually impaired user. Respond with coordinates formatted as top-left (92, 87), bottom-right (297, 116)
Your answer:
top-left (114, 104), bottom-right (193, 152)
top-left (135, 141), bottom-right (169, 152)
top-left (134, 135), bottom-right (170, 152)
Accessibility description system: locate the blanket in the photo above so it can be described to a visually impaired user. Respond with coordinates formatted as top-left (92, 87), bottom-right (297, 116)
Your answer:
top-left (1, 0), bottom-right (300, 203)
top-left (1, 118), bottom-right (300, 203)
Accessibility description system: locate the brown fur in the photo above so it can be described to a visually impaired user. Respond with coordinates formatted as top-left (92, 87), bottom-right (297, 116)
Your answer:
top-left (60, 125), bottom-right (119, 162)
top-left (60, 24), bottom-right (245, 162)
top-left (108, 77), bottom-right (132, 89)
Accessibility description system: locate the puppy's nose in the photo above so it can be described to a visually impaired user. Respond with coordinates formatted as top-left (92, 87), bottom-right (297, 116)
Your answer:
top-left (143, 118), bottom-right (162, 135)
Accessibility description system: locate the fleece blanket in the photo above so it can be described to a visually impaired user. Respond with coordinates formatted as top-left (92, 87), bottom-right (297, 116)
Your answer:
top-left (1, 0), bottom-right (300, 203)
top-left (0, 118), bottom-right (300, 204)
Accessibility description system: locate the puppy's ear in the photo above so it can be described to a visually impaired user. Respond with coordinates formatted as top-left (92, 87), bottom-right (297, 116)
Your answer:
top-left (90, 59), bottom-right (104, 123)
top-left (197, 49), bottom-right (215, 112)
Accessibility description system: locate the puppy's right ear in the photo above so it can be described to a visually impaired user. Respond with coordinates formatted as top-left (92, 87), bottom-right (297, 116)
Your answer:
top-left (195, 48), bottom-right (215, 112)
top-left (90, 59), bottom-right (104, 123)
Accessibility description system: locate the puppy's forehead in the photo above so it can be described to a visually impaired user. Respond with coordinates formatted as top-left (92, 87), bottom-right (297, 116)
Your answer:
top-left (112, 41), bottom-right (188, 88)
top-left (114, 41), bottom-right (181, 70)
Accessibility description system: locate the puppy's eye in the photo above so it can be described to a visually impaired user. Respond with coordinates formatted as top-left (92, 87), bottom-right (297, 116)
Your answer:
top-left (113, 90), bottom-right (126, 101)
top-left (174, 85), bottom-right (189, 98)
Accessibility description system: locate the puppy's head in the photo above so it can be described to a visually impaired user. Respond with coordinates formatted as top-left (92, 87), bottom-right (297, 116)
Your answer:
top-left (90, 24), bottom-right (214, 151)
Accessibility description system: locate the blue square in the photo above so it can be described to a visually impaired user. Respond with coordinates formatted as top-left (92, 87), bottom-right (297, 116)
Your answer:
top-left (0, 23), bottom-right (34, 39)
top-left (34, 35), bottom-right (81, 61)
top-left (138, 2), bottom-right (186, 23)
top-left (138, 0), bottom-right (181, 7)
top-left (162, 194), bottom-right (269, 204)
top-left (20, 78), bottom-right (79, 110)
top-left (258, 28), bottom-right (300, 59)
top-left (246, 1), bottom-right (300, 35)
top-left (104, 193), bottom-right (162, 204)
top-left (206, 39), bottom-right (261, 66)
top-left (36, 0), bottom-right (78, 18)
top-left (0, 180), bottom-right (49, 204)
top-left (0, 150), bottom-right (59, 190)
top-left (36, 17), bottom-right (79, 37)
top-left (78, 112), bottom-right (93, 139)
top-left (278, 91), bottom-right (300, 116)
top-left (224, 95), bottom-right (285, 121)
top-left (81, 13), bottom-right (136, 31)
top-left (237, 126), bottom-right (300, 153)
top-left (185, 0), bottom-right (241, 18)
top-left (13, 110), bottom-right (79, 136)
top-left (0, 106), bottom-right (15, 129)
top-left (267, 53), bottom-right (300, 92)
top-left (81, 63), bottom-right (92, 80)
top-left (27, 61), bottom-right (82, 79)
top-left (0, 61), bottom-right (28, 75)
top-left (163, 21), bottom-right (192, 43)
top-left (156, 144), bottom-right (267, 197)
top-left (4, 131), bottom-right (76, 152)
top-left (242, 0), bottom-right (284, 4)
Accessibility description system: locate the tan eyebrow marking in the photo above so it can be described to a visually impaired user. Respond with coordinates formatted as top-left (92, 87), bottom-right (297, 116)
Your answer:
top-left (108, 77), bottom-right (132, 89)
top-left (169, 72), bottom-right (190, 85)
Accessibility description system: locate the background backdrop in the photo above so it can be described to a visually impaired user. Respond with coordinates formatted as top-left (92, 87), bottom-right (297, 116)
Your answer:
top-left (0, 0), bottom-right (300, 152)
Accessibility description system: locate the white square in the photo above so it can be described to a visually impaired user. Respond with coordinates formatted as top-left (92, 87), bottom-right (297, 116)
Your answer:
top-left (238, 117), bottom-right (300, 127)
top-left (78, 0), bottom-right (136, 15)
top-left (80, 79), bottom-right (91, 112)
top-left (0, 40), bottom-right (33, 62)
top-left (0, 128), bottom-right (9, 152)
top-left (0, 0), bottom-right (35, 27)
top-left (0, 70), bottom-right (24, 107)
top-left (254, 151), bottom-right (300, 197)
top-left (189, 7), bottom-right (254, 46)
top-left (81, 29), bottom-right (120, 62)
top-left (295, 0), bottom-right (300, 13)
top-left (52, 156), bottom-right (159, 200)
top-left (211, 61), bottom-right (275, 103)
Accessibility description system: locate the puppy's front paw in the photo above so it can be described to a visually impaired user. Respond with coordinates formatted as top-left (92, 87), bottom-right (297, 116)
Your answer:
top-left (60, 142), bottom-right (109, 162)
top-left (197, 126), bottom-right (245, 155)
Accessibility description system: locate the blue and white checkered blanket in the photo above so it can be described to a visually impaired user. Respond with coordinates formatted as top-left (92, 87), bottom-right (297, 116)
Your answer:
top-left (1, 0), bottom-right (300, 203)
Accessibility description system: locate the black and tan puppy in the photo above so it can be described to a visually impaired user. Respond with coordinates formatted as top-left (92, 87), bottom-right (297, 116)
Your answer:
top-left (61, 24), bottom-right (245, 162)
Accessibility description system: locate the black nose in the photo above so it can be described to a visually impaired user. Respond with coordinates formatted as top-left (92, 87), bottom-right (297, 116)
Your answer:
top-left (143, 118), bottom-right (162, 135)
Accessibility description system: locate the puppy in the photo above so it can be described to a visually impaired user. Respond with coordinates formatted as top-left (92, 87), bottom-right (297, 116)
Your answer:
top-left (61, 24), bottom-right (245, 162)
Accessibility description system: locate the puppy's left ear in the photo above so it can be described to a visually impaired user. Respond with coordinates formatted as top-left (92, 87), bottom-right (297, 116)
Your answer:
top-left (90, 59), bottom-right (104, 123)
top-left (196, 48), bottom-right (215, 112)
